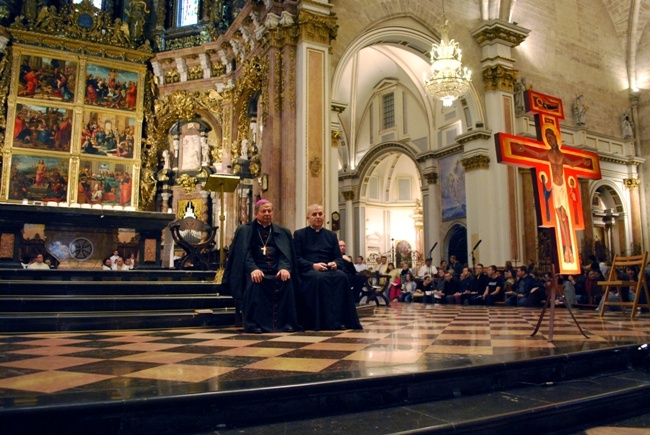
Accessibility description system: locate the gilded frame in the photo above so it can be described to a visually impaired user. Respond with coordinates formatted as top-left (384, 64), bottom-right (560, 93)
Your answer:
top-left (1, 44), bottom-right (146, 208)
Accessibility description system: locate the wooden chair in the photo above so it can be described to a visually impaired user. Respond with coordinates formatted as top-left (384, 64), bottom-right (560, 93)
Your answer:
top-left (598, 252), bottom-right (650, 319)
top-left (169, 217), bottom-right (217, 270)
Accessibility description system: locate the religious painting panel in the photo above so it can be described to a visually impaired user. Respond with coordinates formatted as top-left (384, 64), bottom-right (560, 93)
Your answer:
top-left (7, 153), bottom-right (69, 203)
top-left (16, 53), bottom-right (78, 103)
top-left (84, 63), bottom-right (139, 112)
top-left (81, 109), bottom-right (136, 158)
top-left (440, 154), bottom-right (466, 221)
top-left (12, 103), bottom-right (74, 152)
top-left (496, 90), bottom-right (602, 275)
top-left (77, 159), bottom-right (134, 207)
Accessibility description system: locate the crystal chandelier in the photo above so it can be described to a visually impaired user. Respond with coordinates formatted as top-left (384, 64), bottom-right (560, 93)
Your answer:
top-left (423, 16), bottom-right (472, 107)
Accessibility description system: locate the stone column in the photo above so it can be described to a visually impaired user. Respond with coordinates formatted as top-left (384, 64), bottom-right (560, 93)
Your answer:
top-left (422, 171), bottom-right (440, 265)
top-left (468, 19), bottom-right (530, 266)
top-left (294, 2), bottom-right (337, 228)
top-left (519, 169), bottom-right (538, 265)
top-left (342, 190), bottom-right (355, 253)
top-left (624, 177), bottom-right (642, 252)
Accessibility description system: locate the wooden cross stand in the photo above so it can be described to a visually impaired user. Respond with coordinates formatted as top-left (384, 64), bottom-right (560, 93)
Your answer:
top-left (495, 90), bottom-right (602, 341)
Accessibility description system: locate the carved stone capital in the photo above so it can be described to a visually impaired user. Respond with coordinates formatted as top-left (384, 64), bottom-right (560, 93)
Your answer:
top-left (456, 129), bottom-right (493, 145)
top-left (342, 190), bottom-right (355, 201)
top-left (461, 154), bottom-right (490, 171)
top-left (482, 65), bottom-right (518, 92)
top-left (423, 172), bottom-right (438, 185)
top-left (623, 178), bottom-right (640, 189)
top-left (471, 19), bottom-right (530, 48)
top-left (297, 9), bottom-right (338, 45)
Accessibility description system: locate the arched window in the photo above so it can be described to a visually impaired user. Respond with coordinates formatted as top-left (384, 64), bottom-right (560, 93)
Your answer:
top-left (177, 0), bottom-right (199, 27)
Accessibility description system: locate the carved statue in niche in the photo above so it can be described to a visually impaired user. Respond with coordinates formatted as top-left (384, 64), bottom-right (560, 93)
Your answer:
top-left (181, 134), bottom-right (201, 171)
top-left (201, 140), bottom-right (210, 166)
top-left (162, 149), bottom-right (171, 170)
top-left (621, 110), bottom-right (634, 139)
top-left (126, 0), bottom-right (150, 43)
top-left (572, 94), bottom-right (588, 127)
top-left (514, 77), bottom-right (528, 115)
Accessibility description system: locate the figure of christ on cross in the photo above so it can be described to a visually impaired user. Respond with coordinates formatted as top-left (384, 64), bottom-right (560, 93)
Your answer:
top-left (496, 90), bottom-right (601, 275)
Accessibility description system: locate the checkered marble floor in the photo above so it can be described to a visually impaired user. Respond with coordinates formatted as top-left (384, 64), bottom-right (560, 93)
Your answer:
top-left (1, 304), bottom-right (649, 409)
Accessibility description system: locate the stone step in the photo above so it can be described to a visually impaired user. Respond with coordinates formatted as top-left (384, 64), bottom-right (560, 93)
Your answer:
top-left (0, 307), bottom-right (236, 332)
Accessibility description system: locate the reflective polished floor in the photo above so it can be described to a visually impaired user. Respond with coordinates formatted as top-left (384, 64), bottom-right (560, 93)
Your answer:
top-left (1, 303), bottom-right (649, 410)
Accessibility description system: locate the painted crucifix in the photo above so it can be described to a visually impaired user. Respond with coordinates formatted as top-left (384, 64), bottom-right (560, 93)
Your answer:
top-left (495, 90), bottom-right (602, 274)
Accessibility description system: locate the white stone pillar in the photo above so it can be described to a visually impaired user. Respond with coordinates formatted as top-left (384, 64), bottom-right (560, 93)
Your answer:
top-left (342, 190), bottom-right (355, 253)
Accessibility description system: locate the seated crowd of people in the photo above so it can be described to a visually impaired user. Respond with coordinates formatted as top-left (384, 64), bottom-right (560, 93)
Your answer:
top-left (342, 252), bottom-right (649, 311)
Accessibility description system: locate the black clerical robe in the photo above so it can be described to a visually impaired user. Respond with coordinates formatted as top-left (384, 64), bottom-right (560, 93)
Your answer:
top-left (222, 221), bottom-right (299, 332)
top-left (293, 226), bottom-right (362, 331)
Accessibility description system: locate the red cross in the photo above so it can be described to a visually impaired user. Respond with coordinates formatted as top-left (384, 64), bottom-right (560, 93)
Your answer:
top-left (495, 90), bottom-right (602, 274)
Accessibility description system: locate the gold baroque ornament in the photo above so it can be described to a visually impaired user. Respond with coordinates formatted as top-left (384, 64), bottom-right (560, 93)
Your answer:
top-left (165, 69), bottom-right (180, 84)
top-left (234, 56), bottom-right (269, 161)
top-left (623, 178), bottom-right (640, 189)
top-left (176, 173), bottom-right (198, 194)
top-left (140, 89), bottom-right (223, 207)
top-left (309, 155), bottom-right (322, 177)
top-left (342, 191), bottom-right (355, 201)
top-left (188, 65), bottom-right (204, 80)
top-left (10, 0), bottom-right (152, 55)
top-left (461, 155), bottom-right (491, 172)
top-left (482, 65), bottom-right (518, 92)
top-left (331, 130), bottom-right (341, 147)
top-left (0, 48), bottom-right (11, 138)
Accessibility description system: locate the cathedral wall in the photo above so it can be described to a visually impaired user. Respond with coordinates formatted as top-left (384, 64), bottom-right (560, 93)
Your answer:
top-left (510, 0), bottom-right (630, 138)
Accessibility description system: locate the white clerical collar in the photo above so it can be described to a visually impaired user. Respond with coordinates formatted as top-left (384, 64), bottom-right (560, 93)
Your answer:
top-left (309, 226), bottom-right (323, 232)
top-left (256, 220), bottom-right (271, 229)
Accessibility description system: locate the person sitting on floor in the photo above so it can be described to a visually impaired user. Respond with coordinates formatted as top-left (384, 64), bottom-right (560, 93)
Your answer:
top-left (442, 271), bottom-right (462, 304)
top-left (481, 265), bottom-right (504, 306)
top-left (398, 272), bottom-right (417, 302)
top-left (506, 266), bottom-right (540, 307)
top-left (415, 275), bottom-right (434, 303)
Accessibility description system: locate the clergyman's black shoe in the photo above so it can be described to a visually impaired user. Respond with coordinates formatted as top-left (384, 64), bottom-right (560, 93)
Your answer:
top-left (284, 326), bottom-right (295, 333)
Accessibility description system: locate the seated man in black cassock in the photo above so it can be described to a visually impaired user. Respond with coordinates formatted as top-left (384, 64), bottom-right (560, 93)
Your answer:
top-left (222, 199), bottom-right (299, 334)
top-left (293, 204), bottom-right (362, 331)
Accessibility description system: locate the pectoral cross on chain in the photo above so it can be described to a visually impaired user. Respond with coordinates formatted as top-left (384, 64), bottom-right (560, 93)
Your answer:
top-left (261, 246), bottom-right (267, 255)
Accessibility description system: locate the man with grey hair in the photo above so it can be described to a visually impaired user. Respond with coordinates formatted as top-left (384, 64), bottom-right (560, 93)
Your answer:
top-left (222, 199), bottom-right (299, 333)
top-left (293, 204), bottom-right (362, 331)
